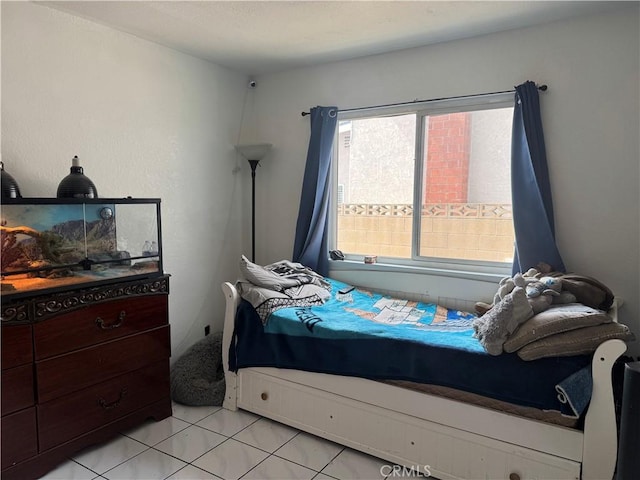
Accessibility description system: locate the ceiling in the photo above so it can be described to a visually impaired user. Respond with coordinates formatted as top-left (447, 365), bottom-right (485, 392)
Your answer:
top-left (40, 1), bottom-right (627, 76)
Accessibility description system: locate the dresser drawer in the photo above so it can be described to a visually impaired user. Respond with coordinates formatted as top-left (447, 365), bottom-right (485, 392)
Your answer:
top-left (37, 326), bottom-right (170, 403)
top-left (1, 324), bottom-right (33, 370)
top-left (38, 361), bottom-right (170, 451)
top-left (34, 295), bottom-right (168, 360)
top-left (1, 407), bottom-right (37, 469)
top-left (1, 364), bottom-right (34, 415)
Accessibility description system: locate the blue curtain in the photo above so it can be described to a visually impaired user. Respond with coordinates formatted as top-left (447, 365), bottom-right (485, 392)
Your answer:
top-left (511, 81), bottom-right (565, 274)
top-left (292, 106), bottom-right (338, 276)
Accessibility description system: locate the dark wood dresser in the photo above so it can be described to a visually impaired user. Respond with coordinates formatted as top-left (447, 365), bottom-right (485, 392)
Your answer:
top-left (1, 275), bottom-right (172, 480)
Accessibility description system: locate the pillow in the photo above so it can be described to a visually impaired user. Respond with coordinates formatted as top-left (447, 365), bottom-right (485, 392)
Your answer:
top-left (170, 332), bottom-right (225, 406)
top-left (239, 255), bottom-right (299, 291)
top-left (504, 303), bottom-right (612, 353)
top-left (516, 322), bottom-right (635, 361)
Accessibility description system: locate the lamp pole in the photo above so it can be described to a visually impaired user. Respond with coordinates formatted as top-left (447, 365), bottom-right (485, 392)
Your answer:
top-left (248, 159), bottom-right (260, 262)
top-left (235, 143), bottom-right (271, 263)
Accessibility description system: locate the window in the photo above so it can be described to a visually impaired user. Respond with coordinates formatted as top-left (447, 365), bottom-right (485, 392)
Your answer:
top-left (333, 93), bottom-right (515, 273)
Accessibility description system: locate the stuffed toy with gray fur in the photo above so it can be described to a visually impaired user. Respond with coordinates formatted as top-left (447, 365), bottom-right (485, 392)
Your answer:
top-left (473, 286), bottom-right (534, 355)
top-left (170, 331), bottom-right (226, 406)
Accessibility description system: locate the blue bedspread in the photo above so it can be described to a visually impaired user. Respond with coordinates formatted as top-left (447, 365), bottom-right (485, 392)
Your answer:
top-left (230, 278), bottom-right (591, 415)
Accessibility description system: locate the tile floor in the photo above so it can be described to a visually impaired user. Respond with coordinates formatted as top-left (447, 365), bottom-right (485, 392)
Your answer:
top-left (38, 403), bottom-right (417, 480)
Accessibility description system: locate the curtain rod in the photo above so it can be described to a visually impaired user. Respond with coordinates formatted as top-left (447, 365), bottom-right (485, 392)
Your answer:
top-left (300, 84), bottom-right (547, 117)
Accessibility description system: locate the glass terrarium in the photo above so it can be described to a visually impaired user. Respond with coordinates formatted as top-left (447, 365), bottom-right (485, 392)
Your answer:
top-left (1, 198), bottom-right (163, 298)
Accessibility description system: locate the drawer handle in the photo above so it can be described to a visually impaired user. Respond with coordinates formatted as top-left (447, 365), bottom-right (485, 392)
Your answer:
top-left (98, 388), bottom-right (128, 410)
top-left (96, 311), bottom-right (126, 330)
top-left (509, 473), bottom-right (521, 480)
top-left (261, 392), bottom-right (268, 401)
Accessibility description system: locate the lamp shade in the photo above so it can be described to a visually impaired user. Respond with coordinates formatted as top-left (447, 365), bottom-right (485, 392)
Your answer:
top-left (1, 161), bottom-right (22, 199)
top-left (57, 156), bottom-right (98, 198)
top-left (235, 143), bottom-right (272, 161)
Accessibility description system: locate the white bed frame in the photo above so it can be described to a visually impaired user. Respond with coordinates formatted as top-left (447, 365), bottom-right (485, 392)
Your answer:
top-left (221, 282), bottom-right (625, 480)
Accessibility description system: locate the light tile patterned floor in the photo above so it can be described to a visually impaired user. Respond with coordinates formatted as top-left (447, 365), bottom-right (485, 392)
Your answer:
top-left (37, 402), bottom-right (421, 480)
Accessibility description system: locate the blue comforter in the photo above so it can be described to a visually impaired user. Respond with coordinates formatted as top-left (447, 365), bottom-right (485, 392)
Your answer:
top-left (230, 278), bottom-right (591, 415)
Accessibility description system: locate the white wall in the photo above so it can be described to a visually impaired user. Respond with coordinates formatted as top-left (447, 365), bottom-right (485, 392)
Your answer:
top-left (251, 7), bottom-right (640, 356)
top-left (1, 2), bottom-right (249, 361)
top-left (2, 3), bottom-right (637, 358)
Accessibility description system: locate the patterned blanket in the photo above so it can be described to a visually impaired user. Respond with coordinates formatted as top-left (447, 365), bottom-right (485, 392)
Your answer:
top-left (260, 278), bottom-right (483, 353)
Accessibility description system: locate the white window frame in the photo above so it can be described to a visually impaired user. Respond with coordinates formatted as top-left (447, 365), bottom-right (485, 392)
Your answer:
top-left (329, 92), bottom-right (515, 281)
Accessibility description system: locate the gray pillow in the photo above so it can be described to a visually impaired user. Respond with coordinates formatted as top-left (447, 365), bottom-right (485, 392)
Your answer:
top-left (516, 322), bottom-right (635, 361)
top-left (239, 255), bottom-right (299, 291)
top-left (504, 303), bottom-right (611, 353)
top-left (170, 332), bottom-right (225, 406)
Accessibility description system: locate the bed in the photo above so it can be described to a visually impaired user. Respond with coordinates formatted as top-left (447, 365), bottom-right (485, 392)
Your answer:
top-left (221, 277), bottom-right (626, 480)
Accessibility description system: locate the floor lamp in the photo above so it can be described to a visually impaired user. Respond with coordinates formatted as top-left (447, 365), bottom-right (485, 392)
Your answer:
top-left (234, 143), bottom-right (272, 262)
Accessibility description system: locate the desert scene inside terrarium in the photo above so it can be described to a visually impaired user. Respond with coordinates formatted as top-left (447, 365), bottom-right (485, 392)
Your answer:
top-left (1, 203), bottom-right (160, 295)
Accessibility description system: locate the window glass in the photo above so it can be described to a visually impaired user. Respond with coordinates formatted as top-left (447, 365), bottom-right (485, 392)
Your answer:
top-left (335, 98), bottom-right (514, 269)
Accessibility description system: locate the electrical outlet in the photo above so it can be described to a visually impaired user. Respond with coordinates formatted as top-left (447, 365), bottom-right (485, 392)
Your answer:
top-left (204, 325), bottom-right (210, 336)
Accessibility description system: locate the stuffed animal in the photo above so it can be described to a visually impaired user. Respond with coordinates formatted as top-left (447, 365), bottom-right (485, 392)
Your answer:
top-left (473, 286), bottom-right (534, 355)
top-left (553, 291), bottom-right (577, 304)
top-left (527, 293), bottom-right (553, 314)
top-left (474, 267), bottom-right (606, 355)
top-left (492, 272), bottom-right (533, 305)
top-left (493, 277), bottom-right (516, 305)
top-left (475, 271), bottom-right (574, 330)
top-left (524, 276), bottom-right (574, 313)
top-left (525, 276), bottom-right (561, 298)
